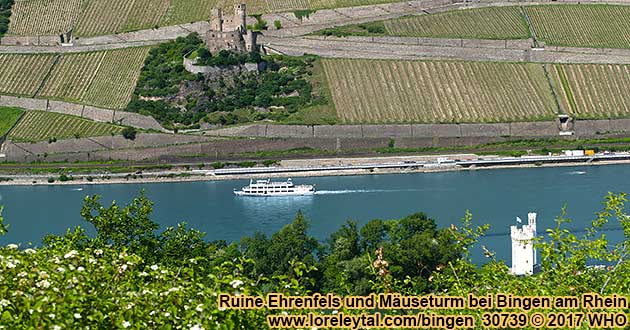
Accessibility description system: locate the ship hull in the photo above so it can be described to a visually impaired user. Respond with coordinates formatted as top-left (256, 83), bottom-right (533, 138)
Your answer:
top-left (234, 191), bottom-right (315, 197)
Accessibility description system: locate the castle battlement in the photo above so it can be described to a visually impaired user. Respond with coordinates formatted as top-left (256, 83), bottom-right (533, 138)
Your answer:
top-left (207, 4), bottom-right (257, 53)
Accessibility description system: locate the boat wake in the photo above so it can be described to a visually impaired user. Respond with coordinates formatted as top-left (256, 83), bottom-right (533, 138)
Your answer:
top-left (71, 187), bottom-right (84, 191)
top-left (566, 171), bottom-right (587, 175)
top-left (315, 189), bottom-right (419, 195)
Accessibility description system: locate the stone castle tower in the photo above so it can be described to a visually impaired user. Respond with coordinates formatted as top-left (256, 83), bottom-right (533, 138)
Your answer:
top-left (511, 212), bottom-right (537, 275)
top-left (206, 4), bottom-right (256, 53)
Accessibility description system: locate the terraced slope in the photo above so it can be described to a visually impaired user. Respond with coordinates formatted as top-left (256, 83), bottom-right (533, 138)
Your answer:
top-left (7, 0), bottom-right (83, 36)
top-left (322, 59), bottom-right (557, 123)
top-left (551, 64), bottom-right (630, 119)
top-left (526, 5), bottom-right (630, 49)
top-left (38, 52), bottom-right (105, 102)
top-left (325, 4), bottom-right (630, 49)
top-left (73, 0), bottom-right (170, 37)
top-left (0, 47), bottom-right (149, 109)
top-left (7, 0), bottom-right (411, 37)
top-left (161, 0), bottom-right (218, 25)
top-left (0, 53), bottom-right (57, 96)
top-left (384, 6), bottom-right (530, 40)
top-left (81, 47), bottom-right (151, 109)
top-left (8, 110), bottom-right (123, 142)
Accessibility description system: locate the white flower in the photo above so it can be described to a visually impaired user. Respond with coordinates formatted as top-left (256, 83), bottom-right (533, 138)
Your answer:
top-left (17, 272), bottom-right (27, 278)
top-left (36, 280), bottom-right (50, 289)
top-left (150, 265), bottom-right (158, 271)
top-left (195, 304), bottom-right (203, 312)
top-left (122, 321), bottom-right (131, 328)
top-left (6, 244), bottom-right (17, 249)
top-left (164, 312), bottom-right (170, 317)
top-left (64, 250), bottom-right (78, 259)
top-left (230, 280), bottom-right (244, 289)
top-left (0, 299), bottom-right (9, 307)
top-left (118, 264), bottom-right (128, 273)
top-left (73, 313), bottom-right (81, 319)
top-left (23, 248), bottom-right (36, 254)
top-left (5, 261), bottom-right (15, 269)
top-left (94, 249), bottom-right (103, 256)
top-left (190, 325), bottom-right (204, 330)
top-left (48, 313), bottom-right (55, 319)
top-left (88, 258), bottom-right (96, 264)
top-left (77, 266), bottom-right (85, 272)
top-left (56, 267), bottom-right (65, 273)
top-left (52, 326), bottom-right (61, 330)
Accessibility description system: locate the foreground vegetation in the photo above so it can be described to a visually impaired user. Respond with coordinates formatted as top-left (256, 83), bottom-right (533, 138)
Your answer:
top-left (320, 4), bottom-right (630, 49)
top-left (1, 191), bottom-right (630, 328)
top-left (7, 110), bottom-right (123, 142)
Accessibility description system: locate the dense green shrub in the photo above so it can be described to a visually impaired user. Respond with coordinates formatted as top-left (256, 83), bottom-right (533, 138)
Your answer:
top-left (121, 127), bottom-right (137, 140)
top-left (128, 34), bottom-right (320, 126)
top-left (0, 0), bottom-right (13, 37)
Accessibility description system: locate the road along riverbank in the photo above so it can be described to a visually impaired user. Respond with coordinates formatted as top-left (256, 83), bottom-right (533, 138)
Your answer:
top-left (0, 152), bottom-right (629, 186)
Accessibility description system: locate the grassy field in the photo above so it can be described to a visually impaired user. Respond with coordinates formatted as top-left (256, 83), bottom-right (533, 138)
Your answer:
top-left (384, 6), bottom-right (530, 40)
top-left (0, 48), bottom-right (149, 109)
top-left (0, 107), bottom-right (24, 137)
top-left (551, 64), bottom-right (630, 119)
top-left (322, 58), bottom-right (558, 123)
top-left (8, 110), bottom-right (123, 142)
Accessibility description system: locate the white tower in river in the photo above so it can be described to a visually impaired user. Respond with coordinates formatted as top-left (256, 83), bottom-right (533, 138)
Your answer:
top-left (511, 213), bottom-right (537, 275)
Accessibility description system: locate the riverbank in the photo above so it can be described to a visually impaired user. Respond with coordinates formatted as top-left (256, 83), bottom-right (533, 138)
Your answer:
top-left (0, 153), bottom-right (629, 186)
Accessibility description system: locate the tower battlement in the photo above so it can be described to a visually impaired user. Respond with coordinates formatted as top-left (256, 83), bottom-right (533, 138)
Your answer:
top-left (511, 212), bottom-right (537, 275)
top-left (206, 4), bottom-right (256, 53)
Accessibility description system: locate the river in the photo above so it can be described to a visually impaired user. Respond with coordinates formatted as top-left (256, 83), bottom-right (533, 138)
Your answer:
top-left (1, 164), bottom-right (629, 263)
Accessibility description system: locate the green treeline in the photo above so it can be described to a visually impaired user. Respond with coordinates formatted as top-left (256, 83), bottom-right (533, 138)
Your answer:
top-left (0, 0), bottom-right (13, 36)
top-left (1, 192), bottom-right (630, 328)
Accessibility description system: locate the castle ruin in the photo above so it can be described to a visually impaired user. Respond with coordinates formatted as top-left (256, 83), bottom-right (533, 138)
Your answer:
top-left (206, 4), bottom-right (257, 53)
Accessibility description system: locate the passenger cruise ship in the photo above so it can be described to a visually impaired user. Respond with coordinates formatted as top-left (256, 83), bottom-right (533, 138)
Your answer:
top-left (234, 178), bottom-right (315, 196)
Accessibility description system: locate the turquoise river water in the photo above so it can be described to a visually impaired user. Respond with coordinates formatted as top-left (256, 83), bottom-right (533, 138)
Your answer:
top-left (1, 164), bottom-right (629, 263)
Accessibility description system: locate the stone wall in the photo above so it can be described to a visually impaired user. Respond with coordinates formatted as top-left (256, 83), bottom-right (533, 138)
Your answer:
top-left (1, 135), bottom-right (515, 163)
top-left (306, 35), bottom-right (534, 50)
top-left (204, 120), bottom-right (630, 139)
top-left (205, 122), bottom-right (563, 138)
top-left (0, 95), bottom-right (164, 131)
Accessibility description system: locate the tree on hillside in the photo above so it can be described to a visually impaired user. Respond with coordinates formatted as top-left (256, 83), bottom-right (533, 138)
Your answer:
top-left (241, 211), bottom-right (319, 278)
